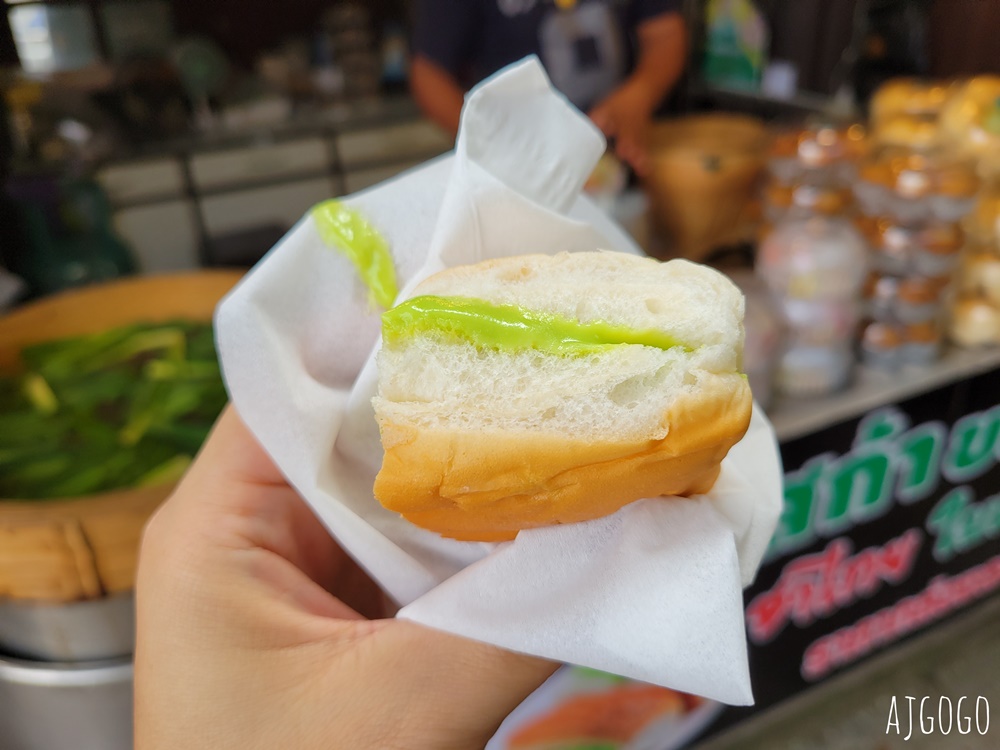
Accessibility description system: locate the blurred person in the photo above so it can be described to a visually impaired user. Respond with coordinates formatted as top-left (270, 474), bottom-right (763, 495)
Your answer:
top-left (410, 0), bottom-right (687, 174)
top-left (135, 407), bottom-right (556, 750)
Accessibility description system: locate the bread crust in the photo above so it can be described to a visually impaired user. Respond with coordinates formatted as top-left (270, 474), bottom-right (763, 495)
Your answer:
top-left (374, 374), bottom-right (752, 541)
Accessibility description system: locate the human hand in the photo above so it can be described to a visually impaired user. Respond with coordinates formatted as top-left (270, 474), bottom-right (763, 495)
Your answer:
top-left (135, 407), bottom-right (556, 750)
top-left (588, 79), bottom-right (656, 176)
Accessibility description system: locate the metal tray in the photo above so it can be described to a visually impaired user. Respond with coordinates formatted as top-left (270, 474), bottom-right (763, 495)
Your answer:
top-left (0, 593), bottom-right (134, 662)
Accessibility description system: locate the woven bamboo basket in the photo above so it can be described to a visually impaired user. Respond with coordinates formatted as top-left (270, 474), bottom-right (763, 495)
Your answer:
top-left (644, 113), bottom-right (768, 262)
top-left (0, 271), bottom-right (242, 602)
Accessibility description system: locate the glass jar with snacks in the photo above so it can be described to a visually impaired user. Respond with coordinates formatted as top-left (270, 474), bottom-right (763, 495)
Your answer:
top-left (853, 150), bottom-right (979, 223)
top-left (767, 122), bottom-right (868, 185)
top-left (895, 276), bottom-right (943, 324)
top-left (757, 216), bottom-right (868, 395)
top-left (859, 271), bottom-right (948, 369)
top-left (913, 222), bottom-right (964, 277)
top-left (862, 271), bottom-right (950, 324)
top-left (854, 265), bottom-right (950, 370)
top-left (933, 162), bottom-right (982, 221)
top-left (758, 217), bottom-right (868, 300)
top-left (861, 218), bottom-right (918, 275)
top-left (862, 271), bottom-right (898, 320)
top-left (901, 321), bottom-right (943, 366)
top-left (860, 321), bottom-right (904, 369)
top-left (763, 178), bottom-right (852, 223)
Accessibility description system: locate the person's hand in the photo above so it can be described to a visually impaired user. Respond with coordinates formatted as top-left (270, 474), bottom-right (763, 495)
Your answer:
top-left (135, 407), bottom-right (556, 750)
top-left (588, 79), bottom-right (657, 176)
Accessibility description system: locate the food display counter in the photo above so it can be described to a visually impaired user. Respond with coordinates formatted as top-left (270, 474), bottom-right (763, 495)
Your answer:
top-left (723, 347), bottom-right (1000, 734)
top-left (5, 60), bottom-right (1000, 747)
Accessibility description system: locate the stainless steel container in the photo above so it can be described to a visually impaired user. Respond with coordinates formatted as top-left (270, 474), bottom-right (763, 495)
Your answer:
top-left (0, 653), bottom-right (133, 750)
top-left (0, 594), bottom-right (134, 662)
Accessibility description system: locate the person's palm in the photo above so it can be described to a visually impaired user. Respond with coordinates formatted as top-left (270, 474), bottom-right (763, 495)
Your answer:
top-left (135, 408), bottom-right (554, 750)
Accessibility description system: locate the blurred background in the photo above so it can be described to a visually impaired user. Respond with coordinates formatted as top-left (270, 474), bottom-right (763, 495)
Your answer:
top-left (1, 1), bottom-right (1000, 749)
top-left (0, 0), bottom-right (997, 295)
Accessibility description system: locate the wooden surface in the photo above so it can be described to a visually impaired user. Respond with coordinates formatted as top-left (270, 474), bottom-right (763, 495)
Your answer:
top-left (644, 114), bottom-right (767, 262)
top-left (0, 271), bottom-right (243, 602)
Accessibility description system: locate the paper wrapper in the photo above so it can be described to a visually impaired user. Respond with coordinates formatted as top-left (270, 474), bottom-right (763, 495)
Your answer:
top-left (215, 58), bottom-right (783, 706)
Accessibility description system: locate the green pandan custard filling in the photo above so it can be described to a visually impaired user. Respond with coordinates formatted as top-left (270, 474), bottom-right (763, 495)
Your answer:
top-left (312, 199), bottom-right (398, 308)
top-left (381, 295), bottom-right (690, 355)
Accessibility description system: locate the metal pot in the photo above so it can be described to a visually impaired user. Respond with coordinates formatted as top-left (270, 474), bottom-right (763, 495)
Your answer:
top-left (0, 653), bottom-right (133, 750)
top-left (0, 594), bottom-right (134, 662)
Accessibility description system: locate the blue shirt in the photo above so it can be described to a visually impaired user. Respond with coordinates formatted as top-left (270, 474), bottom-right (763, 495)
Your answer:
top-left (413, 0), bottom-right (682, 110)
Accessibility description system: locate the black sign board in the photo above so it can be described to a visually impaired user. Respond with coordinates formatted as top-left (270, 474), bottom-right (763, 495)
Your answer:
top-left (697, 364), bottom-right (1000, 741)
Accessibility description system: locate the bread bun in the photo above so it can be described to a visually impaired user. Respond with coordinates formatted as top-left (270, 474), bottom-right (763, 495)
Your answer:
top-left (372, 252), bottom-right (752, 541)
top-left (962, 252), bottom-right (1000, 305)
top-left (871, 78), bottom-right (951, 123)
top-left (873, 114), bottom-right (940, 150)
top-left (950, 297), bottom-right (1000, 347)
top-left (939, 76), bottom-right (1000, 161)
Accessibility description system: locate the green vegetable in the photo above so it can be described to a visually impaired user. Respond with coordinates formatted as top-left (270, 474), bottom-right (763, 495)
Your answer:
top-left (0, 320), bottom-right (227, 500)
top-left (23, 373), bottom-right (58, 415)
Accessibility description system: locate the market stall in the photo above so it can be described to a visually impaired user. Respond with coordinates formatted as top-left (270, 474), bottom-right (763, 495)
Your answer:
top-left (2, 1), bottom-right (999, 747)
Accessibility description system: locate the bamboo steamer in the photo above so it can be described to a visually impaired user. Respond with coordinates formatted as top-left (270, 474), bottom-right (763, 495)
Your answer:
top-left (0, 271), bottom-right (242, 602)
top-left (644, 114), bottom-right (768, 261)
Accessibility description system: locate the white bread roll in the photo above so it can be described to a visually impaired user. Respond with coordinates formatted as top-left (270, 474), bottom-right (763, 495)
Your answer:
top-left (372, 251), bottom-right (752, 541)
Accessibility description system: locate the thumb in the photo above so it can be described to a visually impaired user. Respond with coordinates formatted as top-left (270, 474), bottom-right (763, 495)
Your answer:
top-left (365, 620), bottom-right (558, 749)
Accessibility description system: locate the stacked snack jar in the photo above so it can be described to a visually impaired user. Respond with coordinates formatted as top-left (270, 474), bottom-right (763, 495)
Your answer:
top-left (757, 217), bottom-right (868, 396)
top-left (762, 122), bottom-right (867, 227)
top-left (853, 146), bottom-right (980, 367)
top-left (756, 121), bottom-right (868, 397)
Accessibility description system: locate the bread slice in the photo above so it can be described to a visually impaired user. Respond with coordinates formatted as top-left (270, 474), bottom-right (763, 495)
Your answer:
top-left (372, 251), bottom-right (752, 541)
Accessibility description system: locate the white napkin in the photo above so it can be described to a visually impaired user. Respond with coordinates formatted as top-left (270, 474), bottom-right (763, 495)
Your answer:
top-left (215, 58), bottom-right (783, 705)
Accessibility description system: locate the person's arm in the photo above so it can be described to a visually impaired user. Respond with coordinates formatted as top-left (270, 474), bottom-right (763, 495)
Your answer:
top-left (410, 54), bottom-right (465, 137)
top-left (409, 0), bottom-right (480, 139)
top-left (589, 12), bottom-right (688, 174)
